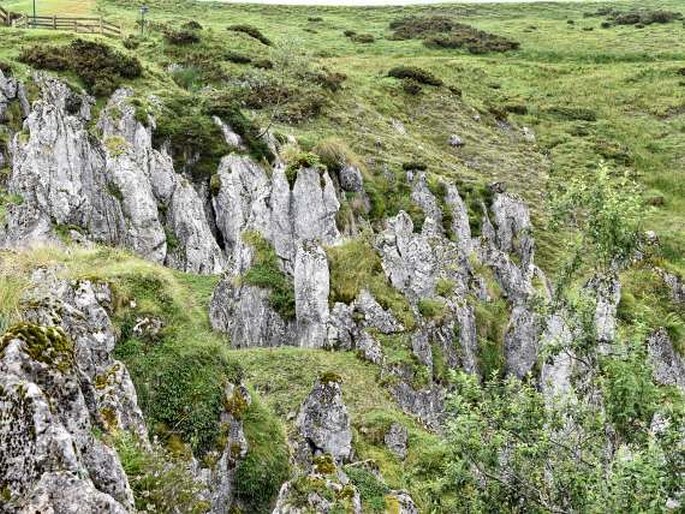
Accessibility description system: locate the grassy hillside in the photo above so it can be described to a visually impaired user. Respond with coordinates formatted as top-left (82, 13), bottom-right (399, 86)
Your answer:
top-left (2, 0), bottom-right (684, 276)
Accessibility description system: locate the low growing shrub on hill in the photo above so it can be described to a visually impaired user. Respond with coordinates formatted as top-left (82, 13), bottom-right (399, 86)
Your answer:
top-left (388, 66), bottom-right (443, 86)
top-left (19, 39), bottom-right (142, 97)
top-left (389, 15), bottom-right (519, 54)
top-left (227, 24), bottom-right (272, 46)
top-left (163, 28), bottom-right (201, 45)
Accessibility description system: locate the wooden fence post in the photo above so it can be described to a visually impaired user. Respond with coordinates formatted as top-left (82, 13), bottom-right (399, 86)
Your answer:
top-left (53, 15), bottom-right (56, 29)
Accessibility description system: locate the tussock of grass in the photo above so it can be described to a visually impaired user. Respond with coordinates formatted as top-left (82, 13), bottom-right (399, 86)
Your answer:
top-left (326, 236), bottom-right (415, 329)
top-left (242, 230), bottom-right (296, 321)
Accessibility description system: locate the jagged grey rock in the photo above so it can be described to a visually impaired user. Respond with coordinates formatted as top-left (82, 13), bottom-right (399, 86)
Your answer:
top-left (339, 165), bottom-right (363, 192)
top-left (326, 302), bottom-right (358, 350)
top-left (504, 305), bottom-right (542, 379)
top-left (444, 183), bottom-right (472, 251)
top-left (589, 274), bottom-right (621, 346)
top-left (0, 329), bottom-right (133, 512)
top-left (295, 242), bottom-right (330, 348)
top-left (390, 382), bottom-right (444, 429)
top-left (355, 289), bottom-right (404, 334)
top-left (658, 269), bottom-right (685, 305)
top-left (384, 423), bottom-right (409, 460)
top-left (356, 330), bottom-right (383, 364)
top-left (647, 329), bottom-right (685, 391)
top-left (210, 278), bottom-right (294, 348)
top-left (296, 378), bottom-right (353, 463)
top-left (410, 172), bottom-right (443, 235)
top-left (377, 211), bottom-right (436, 299)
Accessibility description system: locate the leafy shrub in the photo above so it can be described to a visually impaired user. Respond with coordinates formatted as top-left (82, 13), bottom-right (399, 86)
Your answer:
top-left (284, 151), bottom-right (323, 187)
top-left (389, 15), bottom-right (456, 39)
top-left (343, 30), bottom-right (357, 37)
top-left (402, 161), bottom-right (428, 171)
top-left (345, 466), bottom-right (390, 512)
top-left (0, 61), bottom-right (12, 76)
top-left (610, 9), bottom-right (682, 26)
top-left (122, 35), bottom-right (141, 50)
top-left (351, 33), bottom-right (375, 44)
top-left (164, 28), bottom-right (200, 45)
top-left (19, 39), bottom-right (142, 97)
top-left (152, 96), bottom-right (230, 180)
top-left (242, 231), bottom-right (296, 320)
top-left (182, 20), bottom-right (203, 31)
top-left (224, 51), bottom-right (252, 64)
top-left (227, 24), bottom-right (272, 46)
top-left (252, 59), bottom-right (274, 69)
top-left (388, 66), bottom-right (443, 86)
top-left (314, 71), bottom-right (347, 92)
top-left (402, 79), bottom-right (422, 95)
top-left (424, 27), bottom-right (520, 54)
top-left (308, 16), bottom-right (324, 22)
top-left (389, 16), bottom-right (519, 54)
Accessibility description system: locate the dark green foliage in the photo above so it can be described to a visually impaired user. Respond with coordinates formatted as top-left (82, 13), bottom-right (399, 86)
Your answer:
top-left (227, 24), bottom-right (272, 46)
top-left (402, 79), bottom-right (422, 95)
top-left (608, 9), bottom-right (682, 26)
top-left (364, 173), bottom-right (426, 232)
top-left (0, 61), bottom-right (12, 76)
top-left (242, 231), bottom-right (296, 320)
top-left (203, 93), bottom-right (275, 163)
top-left (389, 15), bottom-right (456, 40)
top-left (424, 28), bottom-right (520, 54)
top-left (344, 466), bottom-right (389, 512)
top-left (234, 395), bottom-right (290, 512)
top-left (601, 344), bottom-right (660, 441)
top-left (350, 33), bottom-right (375, 44)
top-left (19, 39), bottom-right (142, 97)
top-left (343, 29), bottom-right (357, 37)
top-left (402, 161), bottom-right (427, 171)
top-left (164, 29), bottom-right (201, 45)
top-left (182, 20), bottom-right (203, 31)
top-left (115, 332), bottom-right (241, 456)
top-left (388, 66), bottom-right (443, 87)
top-left (252, 59), bottom-right (274, 69)
top-left (224, 51), bottom-right (252, 64)
top-left (389, 16), bottom-right (519, 54)
top-left (152, 96), bottom-right (230, 180)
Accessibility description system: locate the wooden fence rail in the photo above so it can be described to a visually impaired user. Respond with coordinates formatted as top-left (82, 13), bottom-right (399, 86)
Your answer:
top-left (8, 12), bottom-right (121, 37)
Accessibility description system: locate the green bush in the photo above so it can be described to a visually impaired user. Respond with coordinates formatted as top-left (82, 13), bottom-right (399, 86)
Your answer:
top-left (19, 39), bottom-right (142, 97)
top-left (242, 231), bottom-right (296, 320)
top-left (351, 33), bottom-right (375, 44)
top-left (388, 66), bottom-right (443, 87)
top-left (224, 51), bottom-right (252, 64)
top-left (227, 24), bottom-right (272, 45)
top-left (202, 94), bottom-right (275, 163)
top-left (163, 29), bottom-right (200, 45)
top-left (152, 96), bottom-right (230, 180)
top-left (345, 466), bottom-right (390, 512)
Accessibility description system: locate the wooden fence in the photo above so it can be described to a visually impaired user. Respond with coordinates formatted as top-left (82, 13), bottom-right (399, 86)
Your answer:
top-left (0, 6), bottom-right (11, 26)
top-left (2, 10), bottom-right (121, 37)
